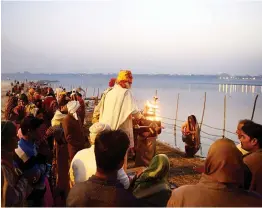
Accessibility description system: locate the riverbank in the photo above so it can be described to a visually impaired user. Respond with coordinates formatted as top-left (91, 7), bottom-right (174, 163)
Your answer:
top-left (127, 142), bottom-right (205, 187)
top-left (1, 81), bottom-right (205, 187)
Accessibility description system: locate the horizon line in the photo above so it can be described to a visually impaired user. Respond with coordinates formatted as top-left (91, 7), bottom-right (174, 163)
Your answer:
top-left (1, 72), bottom-right (262, 77)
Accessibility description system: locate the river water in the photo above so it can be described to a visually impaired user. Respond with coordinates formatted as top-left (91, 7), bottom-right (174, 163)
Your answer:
top-left (2, 73), bottom-right (262, 156)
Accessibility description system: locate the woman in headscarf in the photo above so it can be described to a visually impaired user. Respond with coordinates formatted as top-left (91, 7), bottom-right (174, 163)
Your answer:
top-left (131, 154), bottom-right (171, 207)
top-left (181, 115), bottom-right (200, 157)
top-left (167, 138), bottom-right (262, 207)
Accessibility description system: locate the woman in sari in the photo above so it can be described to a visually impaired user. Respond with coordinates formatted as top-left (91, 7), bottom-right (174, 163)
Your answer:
top-left (131, 154), bottom-right (171, 207)
top-left (181, 115), bottom-right (200, 157)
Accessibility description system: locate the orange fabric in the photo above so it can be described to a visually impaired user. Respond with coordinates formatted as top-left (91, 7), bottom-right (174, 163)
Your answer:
top-left (116, 70), bottom-right (133, 85)
top-left (29, 88), bottom-right (35, 95)
top-left (109, 78), bottom-right (116, 87)
top-left (204, 138), bottom-right (245, 186)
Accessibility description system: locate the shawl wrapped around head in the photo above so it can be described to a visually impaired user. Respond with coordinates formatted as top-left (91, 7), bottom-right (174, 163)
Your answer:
top-left (67, 100), bottom-right (80, 120)
top-left (116, 70), bottom-right (133, 88)
top-left (204, 138), bottom-right (245, 186)
top-left (51, 110), bottom-right (67, 126)
top-left (133, 154), bottom-right (171, 198)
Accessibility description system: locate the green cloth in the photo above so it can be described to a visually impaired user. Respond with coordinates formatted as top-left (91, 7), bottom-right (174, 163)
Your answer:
top-left (133, 154), bottom-right (171, 198)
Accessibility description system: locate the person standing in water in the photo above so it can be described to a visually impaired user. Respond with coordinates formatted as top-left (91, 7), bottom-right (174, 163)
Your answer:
top-left (181, 115), bottom-right (200, 157)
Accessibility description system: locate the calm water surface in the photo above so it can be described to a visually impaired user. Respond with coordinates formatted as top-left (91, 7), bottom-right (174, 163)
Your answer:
top-left (2, 74), bottom-right (262, 156)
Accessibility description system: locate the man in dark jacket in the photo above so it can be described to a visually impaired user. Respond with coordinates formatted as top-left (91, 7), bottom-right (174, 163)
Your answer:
top-left (61, 100), bottom-right (86, 161)
top-left (67, 130), bottom-right (140, 207)
top-left (241, 122), bottom-right (262, 195)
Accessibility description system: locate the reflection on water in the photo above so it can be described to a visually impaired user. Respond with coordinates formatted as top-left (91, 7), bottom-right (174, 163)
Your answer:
top-left (219, 84), bottom-right (261, 94)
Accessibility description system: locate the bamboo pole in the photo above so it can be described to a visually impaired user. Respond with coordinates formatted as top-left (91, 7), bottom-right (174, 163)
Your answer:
top-left (223, 95), bottom-right (226, 138)
top-left (97, 88), bottom-right (100, 98)
top-left (251, 94), bottom-right (259, 121)
top-left (174, 93), bottom-right (180, 147)
top-left (199, 92), bottom-right (206, 156)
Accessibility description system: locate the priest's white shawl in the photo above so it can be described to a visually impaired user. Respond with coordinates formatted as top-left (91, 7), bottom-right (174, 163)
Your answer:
top-left (99, 84), bottom-right (139, 147)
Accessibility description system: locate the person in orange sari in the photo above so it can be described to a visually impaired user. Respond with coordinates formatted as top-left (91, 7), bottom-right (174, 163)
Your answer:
top-left (181, 115), bottom-right (200, 157)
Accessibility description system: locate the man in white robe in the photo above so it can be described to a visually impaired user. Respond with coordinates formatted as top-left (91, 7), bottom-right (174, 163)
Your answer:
top-left (99, 70), bottom-right (143, 170)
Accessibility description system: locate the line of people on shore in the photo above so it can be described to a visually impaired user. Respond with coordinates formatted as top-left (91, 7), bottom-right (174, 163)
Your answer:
top-left (2, 70), bottom-right (262, 207)
top-left (2, 80), bottom-right (88, 206)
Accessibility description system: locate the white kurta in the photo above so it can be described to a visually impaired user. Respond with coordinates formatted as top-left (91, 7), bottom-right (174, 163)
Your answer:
top-left (69, 145), bottom-right (130, 189)
top-left (99, 84), bottom-right (139, 148)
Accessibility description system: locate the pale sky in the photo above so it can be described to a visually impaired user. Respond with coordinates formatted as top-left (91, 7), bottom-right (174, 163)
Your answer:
top-left (1, 0), bottom-right (262, 75)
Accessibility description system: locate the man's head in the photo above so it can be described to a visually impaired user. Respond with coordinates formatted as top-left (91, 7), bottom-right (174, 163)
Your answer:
top-left (240, 122), bottom-right (262, 152)
top-left (95, 130), bottom-right (130, 173)
top-left (58, 92), bottom-right (69, 107)
top-left (1, 121), bottom-right (18, 152)
top-left (47, 87), bottom-right (55, 96)
top-left (19, 93), bottom-right (28, 106)
top-left (20, 116), bottom-right (43, 142)
top-left (236, 119), bottom-right (254, 140)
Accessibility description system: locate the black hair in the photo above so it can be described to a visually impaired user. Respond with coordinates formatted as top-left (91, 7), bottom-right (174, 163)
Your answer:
top-left (94, 130), bottom-right (130, 172)
top-left (36, 108), bottom-right (45, 116)
top-left (20, 115), bottom-right (43, 136)
top-left (188, 115), bottom-right (197, 124)
top-left (242, 122), bottom-right (262, 148)
top-left (1, 121), bottom-right (17, 146)
top-left (238, 119), bottom-right (254, 126)
top-left (76, 92), bottom-right (82, 97)
top-left (19, 93), bottom-right (28, 103)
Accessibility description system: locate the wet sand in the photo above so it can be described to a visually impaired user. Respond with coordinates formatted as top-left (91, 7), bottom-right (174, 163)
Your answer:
top-left (1, 81), bottom-right (204, 187)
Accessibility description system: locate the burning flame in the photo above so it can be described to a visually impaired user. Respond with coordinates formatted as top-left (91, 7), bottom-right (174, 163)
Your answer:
top-left (144, 100), bottom-right (161, 121)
